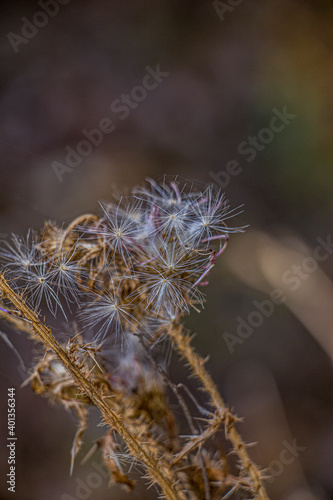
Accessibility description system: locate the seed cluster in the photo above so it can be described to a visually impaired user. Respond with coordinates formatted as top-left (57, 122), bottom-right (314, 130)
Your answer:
top-left (0, 178), bottom-right (243, 343)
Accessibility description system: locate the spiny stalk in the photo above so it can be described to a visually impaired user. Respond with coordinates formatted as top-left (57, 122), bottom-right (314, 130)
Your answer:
top-left (169, 324), bottom-right (268, 500)
top-left (0, 273), bottom-right (186, 500)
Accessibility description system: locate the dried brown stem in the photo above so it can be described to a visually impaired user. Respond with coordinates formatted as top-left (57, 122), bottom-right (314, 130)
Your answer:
top-left (0, 273), bottom-right (186, 500)
top-left (168, 325), bottom-right (269, 500)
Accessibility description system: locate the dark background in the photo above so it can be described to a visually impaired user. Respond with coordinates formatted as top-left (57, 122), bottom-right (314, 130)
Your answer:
top-left (1, 1), bottom-right (333, 499)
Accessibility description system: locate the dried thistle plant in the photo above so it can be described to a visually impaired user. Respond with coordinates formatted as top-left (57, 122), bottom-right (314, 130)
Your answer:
top-left (0, 177), bottom-right (269, 500)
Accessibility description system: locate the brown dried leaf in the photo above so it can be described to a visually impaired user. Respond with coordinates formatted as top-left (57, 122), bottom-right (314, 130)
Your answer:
top-left (70, 404), bottom-right (89, 476)
top-left (97, 431), bottom-right (135, 491)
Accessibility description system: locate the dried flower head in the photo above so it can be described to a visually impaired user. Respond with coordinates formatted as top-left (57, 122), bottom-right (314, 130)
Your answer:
top-left (0, 177), bottom-right (268, 500)
top-left (0, 177), bottom-right (244, 343)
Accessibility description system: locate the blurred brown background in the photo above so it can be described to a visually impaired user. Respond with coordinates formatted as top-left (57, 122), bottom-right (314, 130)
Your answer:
top-left (1, 1), bottom-right (333, 499)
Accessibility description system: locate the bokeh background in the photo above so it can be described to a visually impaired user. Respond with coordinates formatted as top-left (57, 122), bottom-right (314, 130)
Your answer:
top-left (1, 1), bottom-right (333, 499)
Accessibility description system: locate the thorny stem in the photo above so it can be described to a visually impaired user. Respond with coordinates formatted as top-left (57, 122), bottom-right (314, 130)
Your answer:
top-left (0, 273), bottom-right (186, 500)
top-left (168, 325), bottom-right (269, 500)
top-left (140, 334), bottom-right (211, 500)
